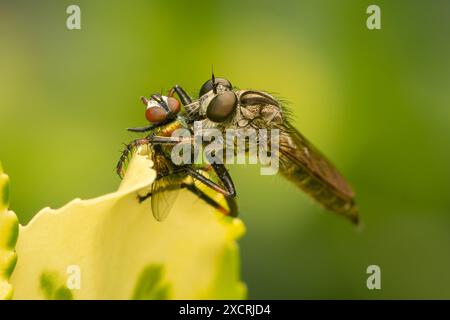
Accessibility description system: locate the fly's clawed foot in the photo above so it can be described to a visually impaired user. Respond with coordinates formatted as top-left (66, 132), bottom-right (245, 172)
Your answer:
top-left (116, 138), bottom-right (151, 178)
top-left (137, 192), bottom-right (152, 203)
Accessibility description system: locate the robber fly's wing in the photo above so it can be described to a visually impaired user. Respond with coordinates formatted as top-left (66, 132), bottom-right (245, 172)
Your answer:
top-left (279, 124), bottom-right (355, 199)
top-left (278, 128), bottom-right (359, 224)
top-left (238, 89), bottom-right (357, 222)
top-left (238, 89), bottom-right (355, 200)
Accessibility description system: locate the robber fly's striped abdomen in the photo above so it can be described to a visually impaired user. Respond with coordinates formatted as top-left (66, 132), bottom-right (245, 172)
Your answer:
top-left (277, 128), bottom-right (358, 224)
top-left (279, 160), bottom-right (358, 223)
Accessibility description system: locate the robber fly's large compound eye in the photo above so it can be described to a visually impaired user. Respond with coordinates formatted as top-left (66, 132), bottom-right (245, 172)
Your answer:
top-left (206, 91), bottom-right (237, 123)
top-left (199, 78), bottom-right (232, 97)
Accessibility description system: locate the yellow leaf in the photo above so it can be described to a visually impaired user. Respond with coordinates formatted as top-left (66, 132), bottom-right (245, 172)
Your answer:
top-left (0, 163), bottom-right (19, 300)
top-left (4, 149), bottom-right (246, 299)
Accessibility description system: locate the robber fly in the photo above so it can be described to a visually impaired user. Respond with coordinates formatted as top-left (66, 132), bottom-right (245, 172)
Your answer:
top-left (116, 91), bottom-right (237, 221)
top-left (167, 74), bottom-right (358, 224)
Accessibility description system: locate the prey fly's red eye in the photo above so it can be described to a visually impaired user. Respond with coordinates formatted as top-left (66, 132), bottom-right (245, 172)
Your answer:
top-left (167, 97), bottom-right (180, 114)
top-left (145, 106), bottom-right (167, 123)
top-left (144, 96), bottom-right (181, 123)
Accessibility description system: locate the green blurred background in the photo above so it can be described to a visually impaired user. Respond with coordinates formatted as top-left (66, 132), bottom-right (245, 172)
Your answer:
top-left (1, 0), bottom-right (450, 299)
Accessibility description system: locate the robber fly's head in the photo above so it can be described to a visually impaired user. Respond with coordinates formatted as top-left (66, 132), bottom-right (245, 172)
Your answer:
top-left (141, 94), bottom-right (181, 124)
top-left (198, 74), bottom-right (237, 123)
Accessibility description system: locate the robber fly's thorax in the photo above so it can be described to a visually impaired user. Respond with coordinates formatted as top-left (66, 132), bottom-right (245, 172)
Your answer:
top-left (235, 90), bottom-right (284, 128)
top-left (187, 88), bottom-right (284, 131)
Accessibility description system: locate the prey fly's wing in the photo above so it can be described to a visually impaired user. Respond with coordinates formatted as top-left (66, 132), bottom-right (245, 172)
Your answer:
top-left (150, 175), bottom-right (181, 222)
top-left (150, 153), bottom-right (181, 222)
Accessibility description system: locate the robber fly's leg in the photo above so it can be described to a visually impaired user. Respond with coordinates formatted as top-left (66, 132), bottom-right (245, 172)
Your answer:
top-left (136, 165), bottom-right (238, 217)
top-left (147, 135), bottom-right (194, 145)
top-left (116, 138), bottom-right (150, 178)
top-left (137, 174), bottom-right (238, 216)
top-left (180, 181), bottom-right (238, 217)
top-left (211, 163), bottom-right (237, 197)
top-left (212, 164), bottom-right (238, 216)
top-left (186, 164), bottom-right (236, 198)
top-left (168, 85), bottom-right (192, 105)
top-left (225, 195), bottom-right (239, 217)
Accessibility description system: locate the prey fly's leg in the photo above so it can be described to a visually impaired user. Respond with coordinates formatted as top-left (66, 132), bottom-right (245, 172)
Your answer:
top-left (168, 85), bottom-right (192, 105)
top-left (116, 138), bottom-right (150, 178)
top-left (137, 192), bottom-right (151, 203)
